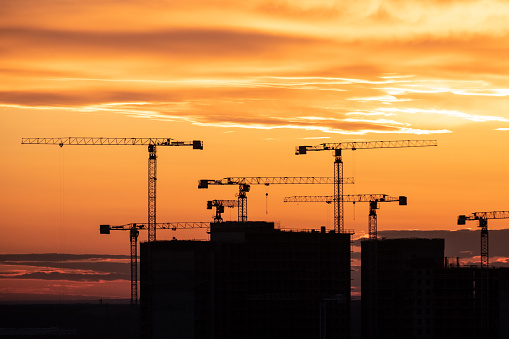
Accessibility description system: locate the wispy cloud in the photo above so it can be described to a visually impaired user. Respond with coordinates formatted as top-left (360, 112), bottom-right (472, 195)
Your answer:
top-left (0, 254), bottom-right (130, 282)
top-left (377, 107), bottom-right (509, 123)
top-left (2, 1), bottom-right (509, 136)
top-left (348, 95), bottom-right (412, 103)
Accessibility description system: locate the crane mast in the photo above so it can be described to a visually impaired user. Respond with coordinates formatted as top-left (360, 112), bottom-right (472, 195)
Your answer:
top-left (130, 226), bottom-right (139, 303)
top-left (296, 140), bottom-right (436, 233)
top-left (22, 137), bottom-right (203, 242)
top-left (335, 153), bottom-right (342, 235)
top-left (199, 176), bottom-right (353, 222)
top-left (457, 211), bottom-right (509, 268)
top-left (100, 222), bottom-right (210, 304)
top-left (148, 144), bottom-right (157, 242)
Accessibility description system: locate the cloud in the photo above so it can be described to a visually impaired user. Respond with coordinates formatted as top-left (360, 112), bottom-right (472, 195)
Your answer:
top-left (2, 99), bottom-right (450, 135)
top-left (0, 254), bottom-right (129, 262)
top-left (3, 0), bottom-right (509, 39)
top-left (0, 271), bottom-right (129, 282)
top-left (2, 1), bottom-right (509, 136)
top-left (348, 95), bottom-right (412, 104)
top-left (247, 0), bottom-right (509, 41)
top-left (8, 261), bottom-right (129, 274)
top-left (0, 28), bottom-right (322, 63)
top-left (0, 70), bottom-right (469, 136)
top-left (377, 107), bottom-right (509, 123)
top-left (0, 254), bottom-right (131, 282)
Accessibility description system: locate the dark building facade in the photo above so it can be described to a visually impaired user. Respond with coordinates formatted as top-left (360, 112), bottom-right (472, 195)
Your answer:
top-left (141, 221), bottom-right (352, 339)
top-left (361, 238), bottom-right (445, 339)
top-left (361, 238), bottom-right (509, 339)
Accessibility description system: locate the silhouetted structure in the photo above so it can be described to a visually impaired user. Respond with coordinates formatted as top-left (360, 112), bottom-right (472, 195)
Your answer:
top-left (361, 238), bottom-right (509, 339)
top-left (0, 302), bottom-right (139, 339)
top-left (198, 177), bottom-right (337, 222)
top-left (295, 140), bottom-right (437, 232)
top-left (140, 221), bottom-right (352, 339)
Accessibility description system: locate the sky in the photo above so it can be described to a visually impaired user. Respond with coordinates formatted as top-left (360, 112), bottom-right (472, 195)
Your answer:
top-left (2, 0), bottom-right (509, 300)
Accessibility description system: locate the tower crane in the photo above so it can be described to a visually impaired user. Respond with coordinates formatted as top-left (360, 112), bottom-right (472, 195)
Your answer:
top-left (207, 199), bottom-right (239, 222)
top-left (284, 194), bottom-right (407, 238)
top-left (286, 193), bottom-right (405, 339)
top-left (457, 211), bottom-right (509, 339)
top-left (286, 193), bottom-right (406, 338)
top-left (22, 137), bottom-right (203, 242)
top-left (100, 222), bottom-right (210, 304)
top-left (457, 211), bottom-right (509, 268)
top-left (198, 176), bottom-right (353, 222)
top-left (295, 140), bottom-right (437, 233)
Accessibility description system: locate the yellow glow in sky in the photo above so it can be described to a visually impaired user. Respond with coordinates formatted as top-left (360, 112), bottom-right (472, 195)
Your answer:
top-left (1, 0), bottom-right (509, 259)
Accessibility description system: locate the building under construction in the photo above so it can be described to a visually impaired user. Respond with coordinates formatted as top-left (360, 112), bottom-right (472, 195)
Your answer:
top-left (140, 221), bottom-right (352, 339)
top-left (361, 238), bottom-right (509, 339)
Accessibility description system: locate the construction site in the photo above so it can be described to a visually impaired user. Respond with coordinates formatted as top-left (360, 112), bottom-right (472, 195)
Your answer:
top-left (20, 137), bottom-right (509, 339)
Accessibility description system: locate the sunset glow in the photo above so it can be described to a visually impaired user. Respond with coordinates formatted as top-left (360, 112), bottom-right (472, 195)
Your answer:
top-left (2, 0), bottom-right (509, 300)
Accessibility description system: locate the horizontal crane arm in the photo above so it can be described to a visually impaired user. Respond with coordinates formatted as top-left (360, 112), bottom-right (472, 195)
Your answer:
top-left (471, 211), bottom-right (509, 220)
top-left (284, 196), bottom-right (335, 203)
top-left (284, 194), bottom-right (405, 204)
top-left (458, 211), bottom-right (509, 224)
top-left (100, 222), bottom-right (210, 233)
top-left (149, 222), bottom-right (210, 229)
top-left (296, 139), bottom-right (437, 154)
top-left (225, 177), bottom-right (340, 185)
top-left (199, 177), bottom-right (353, 188)
top-left (22, 137), bottom-right (203, 149)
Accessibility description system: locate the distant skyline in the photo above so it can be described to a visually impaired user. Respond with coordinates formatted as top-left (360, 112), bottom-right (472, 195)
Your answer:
top-left (1, 229), bottom-right (509, 301)
top-left (1, 0), bottom-right (509, 299)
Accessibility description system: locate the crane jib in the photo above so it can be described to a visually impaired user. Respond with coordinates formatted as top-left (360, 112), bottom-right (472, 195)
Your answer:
top-left (21, 137), bottom-right (203, 149)
top-left (296, 140), bottom-right (437, 154)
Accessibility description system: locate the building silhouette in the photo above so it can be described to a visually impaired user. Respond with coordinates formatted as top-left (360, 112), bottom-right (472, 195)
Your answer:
top-left (361, 238), bottom-right (509, 339)
top-left (140, 221), bottom-right (352, 339)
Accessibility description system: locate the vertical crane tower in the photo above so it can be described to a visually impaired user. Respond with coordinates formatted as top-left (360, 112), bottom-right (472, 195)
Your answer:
top-left (458, 211), bottom-right (509, 268)
top-left (457, 211), bottom-right (509, 339)
top-left (296, 140), bottom-right (437, 233)
top-left (22, 137), bottom-right (203, 242)
top-left (100, 222), bottom-right (210, 304)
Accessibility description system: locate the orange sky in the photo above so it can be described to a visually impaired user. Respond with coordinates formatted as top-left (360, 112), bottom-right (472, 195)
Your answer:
top-left (2, 0), bottom-right (509, 259)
